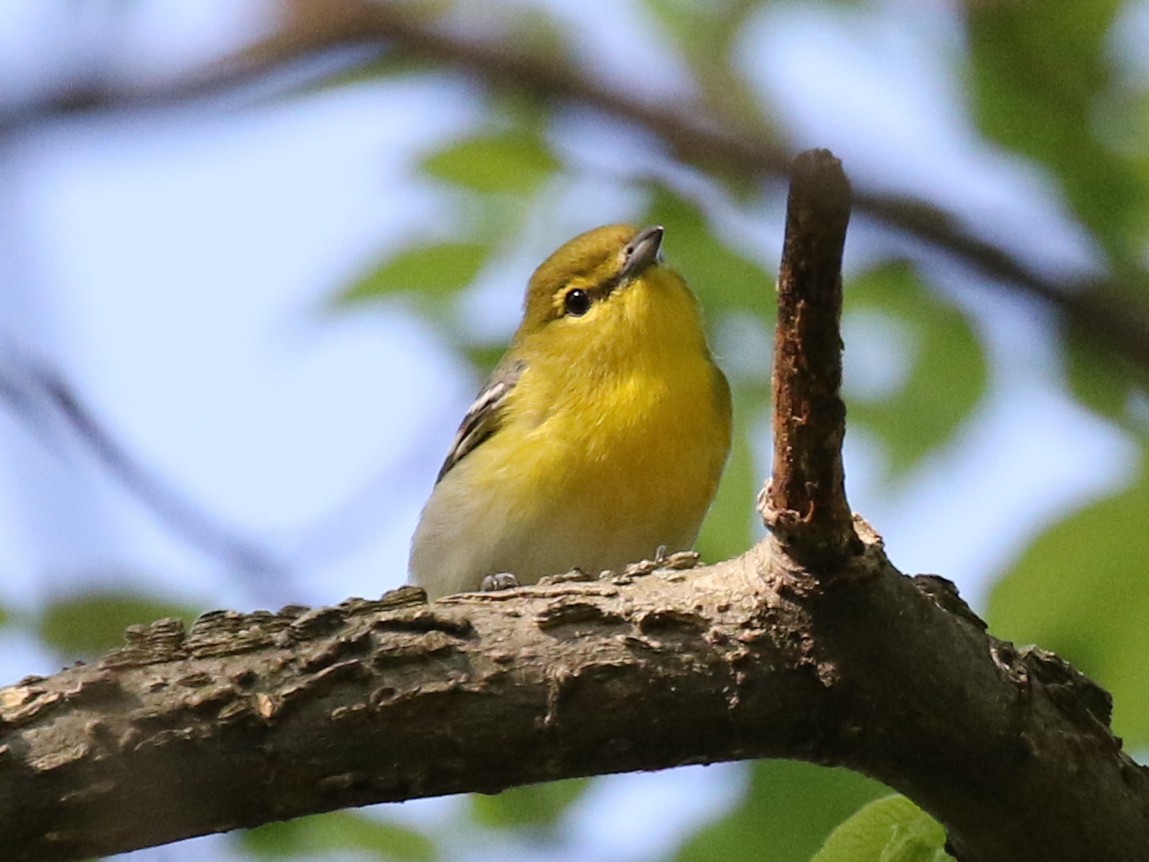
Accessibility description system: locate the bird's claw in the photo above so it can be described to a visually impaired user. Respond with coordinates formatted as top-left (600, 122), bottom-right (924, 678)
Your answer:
top-left (480, 572), bottom-right (520, 592)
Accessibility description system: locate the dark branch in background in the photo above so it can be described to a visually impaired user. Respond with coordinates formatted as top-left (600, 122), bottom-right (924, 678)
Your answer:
top-left (761, 150), bottom-right (861, 571)
top-left (0, 355), bottom-right (287, 598)
top-left (3, 150), bottom-right (1149, 862)
top-left (2, 1), bottom-right (1144, 378)
top-left (271, 1), bottom-right (1149, 377)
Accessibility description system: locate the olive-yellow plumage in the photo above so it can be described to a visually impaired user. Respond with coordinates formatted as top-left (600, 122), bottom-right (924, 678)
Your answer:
top-left (409, 224), bottom-right (732, 599)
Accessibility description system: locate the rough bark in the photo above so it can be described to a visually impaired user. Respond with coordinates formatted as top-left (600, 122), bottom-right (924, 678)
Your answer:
top-left (763, 149), bottom-right (862, 571)
top-left (1, 547), bottom-right (1146, 861)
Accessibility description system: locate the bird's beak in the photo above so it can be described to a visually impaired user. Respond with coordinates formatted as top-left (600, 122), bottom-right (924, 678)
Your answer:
top-left (621, 225), bottom-right (664, 280)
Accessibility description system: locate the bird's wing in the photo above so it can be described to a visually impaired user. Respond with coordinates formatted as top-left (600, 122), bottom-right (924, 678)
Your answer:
top-left (435, 358), bottom-right (525, 484)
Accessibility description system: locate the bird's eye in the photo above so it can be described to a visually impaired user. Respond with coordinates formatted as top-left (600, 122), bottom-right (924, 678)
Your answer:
top-left (564, 288), bottom-right (591, 316)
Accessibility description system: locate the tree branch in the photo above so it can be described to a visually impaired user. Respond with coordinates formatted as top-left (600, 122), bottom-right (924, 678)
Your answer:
top-left (3, 150), bottom-right (1148, 862)
top-left (268, 0), bottom-right (1149, 380)
top-left (4, 2), bottom-right (1149, 381)
top-left (761, 150), bottom-right (861, 571)
top-left (2, 551), bottom-right (1146, 861)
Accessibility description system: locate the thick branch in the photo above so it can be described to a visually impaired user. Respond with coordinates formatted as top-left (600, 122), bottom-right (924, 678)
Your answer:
top-left (762, 150), bottom-right (861, 571)
top-left (1, 547), bottom-right (1146, 862)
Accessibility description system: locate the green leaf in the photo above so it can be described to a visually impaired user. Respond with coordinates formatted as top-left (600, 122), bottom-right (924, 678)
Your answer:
top-left (499, 7), bottom-right (572, 66)
top-left (813, 795), bottom-right (952, 862)
top-left (643, 0), bottom-right (776, 137)
top-left (38, 590), bottom-right (196, 657)
top-left (338, 242), bottom-right (491, 305)
top-left (1063, 330), bottom-right (1136, 424)
top-left (645, 186), bottom-right (774, 317)
top-left (843, 261), bottom-right (987, 476)
top-left (987, 464), bottom-right (1149, 746)
top-left (240, 811), bottom-right (434, 861)
top-left (674, 762), bottom-right (887, 862)
top-left (966, 1), bottom-right (1146, 272)
top-left (696, 382), bottom-right (760, 563)
top-left (469, 779), bottom-right (588, 830)
top-left (421, 130), bottom-right (560, 195)
top-left (644, 191), bottom-right (773, 562)
top-left (460, 340), bottom-right (510, 380)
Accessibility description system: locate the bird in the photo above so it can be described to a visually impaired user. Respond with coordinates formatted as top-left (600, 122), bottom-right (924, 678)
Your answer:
top-left (408, 223), bottom-right (732, 599)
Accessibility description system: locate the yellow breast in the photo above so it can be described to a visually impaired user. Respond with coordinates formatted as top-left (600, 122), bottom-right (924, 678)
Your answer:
top-left (410, 264), bottom-right (731, 597)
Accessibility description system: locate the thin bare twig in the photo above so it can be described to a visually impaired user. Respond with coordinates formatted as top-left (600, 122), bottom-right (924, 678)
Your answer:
top-left (0, 356), bottom-right (287, 596)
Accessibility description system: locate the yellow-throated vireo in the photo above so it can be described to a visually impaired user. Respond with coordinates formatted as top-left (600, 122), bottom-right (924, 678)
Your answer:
top-left (409, 224), bottom-right (732, 598)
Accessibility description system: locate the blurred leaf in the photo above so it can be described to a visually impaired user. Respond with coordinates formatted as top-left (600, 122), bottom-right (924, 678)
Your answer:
top-left (813, 795), bottom-right (952, 862)
top-left (647, 186), bottom-right (774, 316)
top-left (38, 590), bottom-right (195, 657)
top-left (844, 261), bottom-right (987, 476)
top-left (461, 340), bottom-right (509, 379)
top-left (674, 762), bottom-right (886, 862)
top-left (421, 130), bottom-right (560, 195)
top-left (502, 6), bottom-right (572, 65)
top-left (470, 779), bottom-right (588, 830)
top-left (241, 811), bottom-right (434, 861)
top-left (1063, 330), bottom-right (1135, 424)
top-left (0, 604), bottom-right (8, 628)
top-left (966, 1), bottom-right (1147, 272)
top-left (649, 190), bottom-right (771, 561)
top-left (338, 242), bottom-right (491, 306)
top-left (987, 463), bottom-right (1149, 746)
top-left (643, 0), bottom-right (775, 137)
top-left (696, 385), bottom-right (761, 562)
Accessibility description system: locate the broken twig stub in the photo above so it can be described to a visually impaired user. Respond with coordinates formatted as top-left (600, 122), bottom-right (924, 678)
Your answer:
top-left (761, 148), bottom-right (862, 572)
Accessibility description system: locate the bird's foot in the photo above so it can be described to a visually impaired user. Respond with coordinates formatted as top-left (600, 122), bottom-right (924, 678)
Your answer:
top-left (538, 567), bottom-right (592, 586)
top-left (480, 572), bottom-right (520, 592)
top-left (605, 548), bottom-right (702, 581)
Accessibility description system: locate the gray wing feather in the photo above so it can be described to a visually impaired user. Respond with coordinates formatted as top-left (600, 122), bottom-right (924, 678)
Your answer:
top-left (435, 358), bottom-right (524, 483)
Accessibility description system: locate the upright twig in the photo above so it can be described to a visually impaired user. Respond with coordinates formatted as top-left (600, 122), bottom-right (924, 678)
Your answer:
top-left (761, 149), bottom-right (861, 572)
